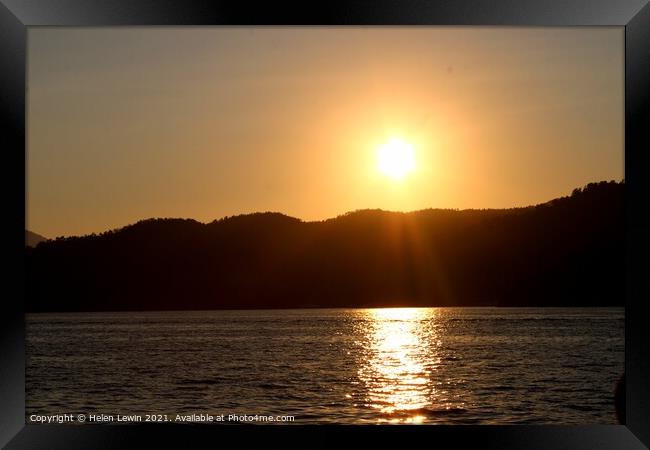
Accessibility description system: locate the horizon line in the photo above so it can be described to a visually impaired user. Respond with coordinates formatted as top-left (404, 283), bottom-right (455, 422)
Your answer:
top-left (28, 179), bottom-right (623, 240)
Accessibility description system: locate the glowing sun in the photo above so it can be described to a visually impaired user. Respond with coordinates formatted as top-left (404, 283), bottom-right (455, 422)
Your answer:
top-left (376, 138), bottom-right (416, 180)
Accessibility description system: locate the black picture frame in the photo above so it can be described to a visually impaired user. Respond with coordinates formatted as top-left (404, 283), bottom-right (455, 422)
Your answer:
top-left (1, 1), bottom-right (649, 448)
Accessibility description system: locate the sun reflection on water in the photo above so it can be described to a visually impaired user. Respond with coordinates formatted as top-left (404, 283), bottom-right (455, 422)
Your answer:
top-left (358, 308), bottom-right (441, 423)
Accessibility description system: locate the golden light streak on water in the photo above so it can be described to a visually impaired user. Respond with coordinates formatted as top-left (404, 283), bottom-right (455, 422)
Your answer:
top-left (358, 308), bottom-right (439, 423)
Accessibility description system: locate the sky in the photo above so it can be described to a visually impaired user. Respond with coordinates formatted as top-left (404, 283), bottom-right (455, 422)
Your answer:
top-left (27, 27), bottom-right (624, 238)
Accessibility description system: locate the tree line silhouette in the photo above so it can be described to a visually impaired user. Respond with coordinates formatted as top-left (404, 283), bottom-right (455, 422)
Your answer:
top-left (25, 180), bottom-right (624, 311)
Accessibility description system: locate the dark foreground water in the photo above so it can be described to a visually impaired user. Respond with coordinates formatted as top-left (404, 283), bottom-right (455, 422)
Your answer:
top-left (26, 307), bottom-right (624, 424)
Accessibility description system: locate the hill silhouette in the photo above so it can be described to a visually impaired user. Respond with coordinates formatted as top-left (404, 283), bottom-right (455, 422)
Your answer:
top-left (25, 180), bottom-right (624, 311)
top-left (25, 230), bottom-right (48, 247)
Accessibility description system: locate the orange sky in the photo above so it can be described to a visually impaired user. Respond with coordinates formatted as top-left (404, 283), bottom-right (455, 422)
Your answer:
top-left (28, 27), bottom-right (624, 238)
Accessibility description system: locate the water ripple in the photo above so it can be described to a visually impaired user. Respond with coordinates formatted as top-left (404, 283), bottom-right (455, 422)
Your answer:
top-left (26, 307), bottom-right (624, 424)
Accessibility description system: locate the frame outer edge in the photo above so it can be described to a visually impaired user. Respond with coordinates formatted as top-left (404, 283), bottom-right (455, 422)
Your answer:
top-left (0, 0), bottom-right (648, 26)
top-left (0, 0), bottom-right (648, 448)
top-left (625, 1), bottom-right (650, 447)
top-left (0, 0), bottom-right (26, 448)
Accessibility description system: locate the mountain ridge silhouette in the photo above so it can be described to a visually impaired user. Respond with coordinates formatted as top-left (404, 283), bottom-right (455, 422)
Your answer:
top-left (25, 230), bottom-right (48, 247)
top-left (26, 180), bottom-right (624, 311)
